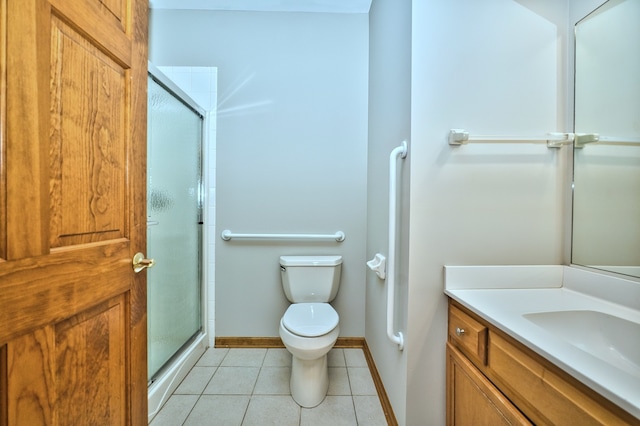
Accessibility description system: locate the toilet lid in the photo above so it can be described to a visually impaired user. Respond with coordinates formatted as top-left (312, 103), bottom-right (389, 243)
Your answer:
top-left (282, 303), bottom-right (339, 337)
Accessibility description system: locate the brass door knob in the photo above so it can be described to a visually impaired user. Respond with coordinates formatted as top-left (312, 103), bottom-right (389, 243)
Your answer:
top-left (132, 252), bottom-right (155, 273)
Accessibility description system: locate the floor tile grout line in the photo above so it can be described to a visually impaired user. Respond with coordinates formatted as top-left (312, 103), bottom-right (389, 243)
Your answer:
top-left (180, 393), bottom-right (202, 426)
top-left (350, 394), bottom-right (359, 426)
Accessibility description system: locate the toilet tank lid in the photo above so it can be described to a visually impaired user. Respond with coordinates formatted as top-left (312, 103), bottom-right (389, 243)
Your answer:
top-left (280, 255), bottom-right (342, 266)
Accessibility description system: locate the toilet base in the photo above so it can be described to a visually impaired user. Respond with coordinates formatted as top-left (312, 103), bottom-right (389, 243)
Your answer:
top-left (290, 354), bottom-right (328, 408)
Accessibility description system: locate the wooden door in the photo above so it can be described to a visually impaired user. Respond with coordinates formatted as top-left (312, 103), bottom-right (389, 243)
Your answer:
top-left (0, 0), bottom-right (148, 425)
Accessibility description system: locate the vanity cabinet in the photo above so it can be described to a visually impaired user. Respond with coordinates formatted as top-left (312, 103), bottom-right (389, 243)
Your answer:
top-left (447, 300), bottom-right (638, 426)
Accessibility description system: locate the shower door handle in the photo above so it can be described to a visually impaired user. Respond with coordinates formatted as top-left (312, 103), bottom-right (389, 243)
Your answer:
top-left (133, 252), bottom-right (155, 273)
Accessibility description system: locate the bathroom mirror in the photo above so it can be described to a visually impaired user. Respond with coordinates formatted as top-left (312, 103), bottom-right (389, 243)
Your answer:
top-left (571, 0), bottom-right (640, 278)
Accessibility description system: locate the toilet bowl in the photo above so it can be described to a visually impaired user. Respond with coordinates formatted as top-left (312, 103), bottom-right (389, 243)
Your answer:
top-left (278, 255), bottom-right (343, 408)
top-left (279, 303), bottom-right (340, 407)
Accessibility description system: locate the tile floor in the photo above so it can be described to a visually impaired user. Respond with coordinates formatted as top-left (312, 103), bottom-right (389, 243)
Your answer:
top-left (150, 347), bottom-right (388, 426)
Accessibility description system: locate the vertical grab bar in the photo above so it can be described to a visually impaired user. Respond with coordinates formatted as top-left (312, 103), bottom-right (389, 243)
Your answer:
top-left (387, 141), bottom-right (407, 350)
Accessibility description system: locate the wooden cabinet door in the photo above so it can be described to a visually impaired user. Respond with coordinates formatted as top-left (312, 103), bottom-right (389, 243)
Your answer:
top-left (0, 0), bottom-right (148, 424)
top-left (447, 343), bottom-right (532, 426)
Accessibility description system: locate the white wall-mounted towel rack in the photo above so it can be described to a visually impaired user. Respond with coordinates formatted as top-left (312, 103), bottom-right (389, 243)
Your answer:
top-left (220, 230), bottom-right (346, 242)
top-left (448, 129), bottom-right (574, 148)
top-left (574, 134), bottom-right (640, 148)
top-left (573, 133), bottom-right (599, 148)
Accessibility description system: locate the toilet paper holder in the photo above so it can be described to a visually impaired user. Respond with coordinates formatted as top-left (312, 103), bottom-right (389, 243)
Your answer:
top-left (367, 253), bottom-right (386, 279)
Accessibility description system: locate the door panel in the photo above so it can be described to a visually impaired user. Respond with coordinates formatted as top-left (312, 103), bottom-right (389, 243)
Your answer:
top-left (54, 296), bottom-right (127, 425)
top-left (50, 14), bottom-right (128, 248)
top-left (7, 297), bottom-right (127, 426)
top-left (0, 0), bottom-right (148, 424)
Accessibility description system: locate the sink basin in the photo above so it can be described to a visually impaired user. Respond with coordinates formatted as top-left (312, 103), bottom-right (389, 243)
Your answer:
top-left (523, 310), bottom-right (640, 378)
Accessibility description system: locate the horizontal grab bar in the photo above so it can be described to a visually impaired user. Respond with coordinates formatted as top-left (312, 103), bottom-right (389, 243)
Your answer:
top-left (448, 129), bottom-right (575, 148)
top-left (220, 230), bottom-right (345, 242)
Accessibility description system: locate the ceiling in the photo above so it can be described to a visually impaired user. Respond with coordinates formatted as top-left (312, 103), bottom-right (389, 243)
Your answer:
top-left (148, 0), bottom-right (372, 13)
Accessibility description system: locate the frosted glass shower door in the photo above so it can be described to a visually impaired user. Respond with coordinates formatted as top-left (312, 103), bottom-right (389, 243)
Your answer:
top-left (147, 75), bottom-right (203, 381)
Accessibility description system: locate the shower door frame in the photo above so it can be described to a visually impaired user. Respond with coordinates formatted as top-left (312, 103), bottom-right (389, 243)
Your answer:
top-left (146, 62), bottom-right (209, 421)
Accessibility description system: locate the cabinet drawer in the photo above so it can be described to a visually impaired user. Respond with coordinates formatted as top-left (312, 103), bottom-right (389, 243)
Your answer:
top-left (448, 304), bottom-right (488, 365)
top-left (488, 332), bottom-right (633, 426)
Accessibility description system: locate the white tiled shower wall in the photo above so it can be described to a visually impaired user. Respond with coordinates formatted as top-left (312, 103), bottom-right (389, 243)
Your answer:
top-left (157, 66), bottom-right (218, 347)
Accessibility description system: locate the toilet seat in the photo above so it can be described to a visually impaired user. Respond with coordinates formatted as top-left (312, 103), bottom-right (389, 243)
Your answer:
top-left (282, 303), bottom-right (339, 337)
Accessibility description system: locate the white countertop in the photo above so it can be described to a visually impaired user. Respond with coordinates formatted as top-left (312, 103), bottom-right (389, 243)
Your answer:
top-left (444, 265), bottom-right (640, 420)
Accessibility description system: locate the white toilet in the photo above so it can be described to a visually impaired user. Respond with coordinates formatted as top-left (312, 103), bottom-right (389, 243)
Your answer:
top-left (278, 255), bottom-right (342, 408)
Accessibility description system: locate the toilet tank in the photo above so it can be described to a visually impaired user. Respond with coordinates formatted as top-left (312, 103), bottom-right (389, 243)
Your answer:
top-left (280, 255), bottom-right (342, 303)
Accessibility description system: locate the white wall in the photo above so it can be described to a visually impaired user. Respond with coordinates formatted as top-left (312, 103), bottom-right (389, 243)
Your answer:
top-left (408, 0), bottom-right (571, 423)
top-left (150, 10), bottom-right (370, 337)
top-left (366, 0), bottom-right (411, 424)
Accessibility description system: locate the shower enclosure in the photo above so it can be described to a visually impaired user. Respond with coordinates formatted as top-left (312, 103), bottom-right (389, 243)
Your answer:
top-left (146, 70), bottom-right (204, 384)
